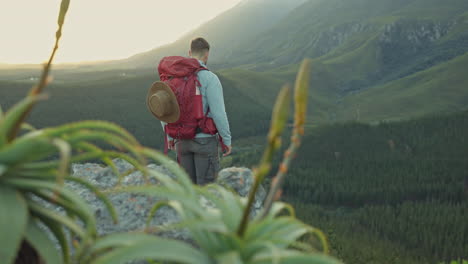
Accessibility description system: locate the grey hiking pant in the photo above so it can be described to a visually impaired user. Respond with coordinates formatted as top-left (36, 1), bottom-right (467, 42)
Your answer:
top-left (175, 136), bottom-right (220, 185)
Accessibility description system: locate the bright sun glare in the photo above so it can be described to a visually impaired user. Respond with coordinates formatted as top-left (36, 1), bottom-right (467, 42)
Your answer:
top-left (0, 0), bottom-right (243, 64)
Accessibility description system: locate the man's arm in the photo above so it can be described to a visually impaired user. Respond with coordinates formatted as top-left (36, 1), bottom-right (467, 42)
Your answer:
top-left (205, 73), bottom-right (232, 154)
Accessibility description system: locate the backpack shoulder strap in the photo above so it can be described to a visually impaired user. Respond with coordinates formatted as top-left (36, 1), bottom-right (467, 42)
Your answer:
top-left (193, 65), bottom-right (209, 88)
top-left (195, 66), bottom-right (209, 73)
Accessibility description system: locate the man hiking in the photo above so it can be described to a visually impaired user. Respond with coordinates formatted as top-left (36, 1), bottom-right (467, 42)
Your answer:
top-left (147, 37), bottom-right (232, 185)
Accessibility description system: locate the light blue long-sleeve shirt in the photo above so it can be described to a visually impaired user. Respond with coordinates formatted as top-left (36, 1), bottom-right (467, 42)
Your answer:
top-left (161, 60), bottom-right (232, 146)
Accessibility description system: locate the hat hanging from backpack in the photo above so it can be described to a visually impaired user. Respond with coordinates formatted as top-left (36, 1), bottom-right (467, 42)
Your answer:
top-left (146, 81), bottom-right (180, 123)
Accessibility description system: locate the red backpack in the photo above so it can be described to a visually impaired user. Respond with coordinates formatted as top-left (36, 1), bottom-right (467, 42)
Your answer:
top-left (158, 56), bottom-right (222, 152)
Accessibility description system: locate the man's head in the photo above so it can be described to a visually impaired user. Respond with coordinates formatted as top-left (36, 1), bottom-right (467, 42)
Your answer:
top-left (189, 37), bottom-right (210, 64)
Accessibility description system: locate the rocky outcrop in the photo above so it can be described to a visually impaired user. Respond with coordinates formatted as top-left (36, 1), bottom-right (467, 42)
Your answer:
top-left (379, 20), bottom-right (454, 47)
top-left (374, 18), bottom-right (467, 82)
top-left (273, 22), bottom-right (374, 66)
top-left (310, 23), bottom-right (372, 57)
top-left (68, 159), bottom-right (266, 239)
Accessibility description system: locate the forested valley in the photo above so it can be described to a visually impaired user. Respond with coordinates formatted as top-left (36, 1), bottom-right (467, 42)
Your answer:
top-left (232, 111), bottom-right (468, 263)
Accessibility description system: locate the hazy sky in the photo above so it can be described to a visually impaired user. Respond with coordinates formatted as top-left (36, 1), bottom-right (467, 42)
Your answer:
top-left (0, 0), bottom-right (243, 64)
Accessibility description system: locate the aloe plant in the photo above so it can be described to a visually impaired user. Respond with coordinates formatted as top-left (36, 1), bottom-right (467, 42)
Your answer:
top-left (0, 0), bottom-right (341, 263)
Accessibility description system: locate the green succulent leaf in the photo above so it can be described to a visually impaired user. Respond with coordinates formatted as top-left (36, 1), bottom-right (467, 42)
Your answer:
top-left (27, 201), bottom-right (87, 239)
top-left (245, 217), bottom-right (306, 245)
top-left (20, 123), bottom-right (37, 132)
top-left (118, 186), bottom-right (205, 217)
top-left (215, 251), bottom-right (243, 264)
top-left (64, 130), bottom-right (139, 154)
top-left (88, 233), bottom-right (175, 254)
top-left (0, 136), bottom-right (56, 166)
top-left (25, 219), bottom-right (63, 264)
top-left (157, 218), bottom-right (229, 235)
top-left (67, 176), bottom-right (118, 224)
top-left (12, 168), bottom-right (58, 178)
top-left (147, 167), bottom-right (186, 193)
top-left (196, 186), bottom-right (244, 232)
top-left (251, 250), bottom-right (341, 264)
top-left (260, 202), bottom-right (295, 220)
top-left (142, 148), bottom-right (195, 192)
top-left (0, 186), bottom-right (28, 264)
top-left (90, 235), bottom-right (211, 264)
top-left (146, 200), bottom-right (171, 228)
top-left (7, 178), bottom-right (97, 235)
top-left (38, 216), bottom-right (70, 264)
top-left (75, 142), bottom-right (122, 181)
top-left (0, 95), bottom-right (44, 146)
top-left (0, 164), bottom-right (7, 177)
top-left (51, 138), bottom-right (71, 186)
top-left (44, 120), bottom-right (139, 145)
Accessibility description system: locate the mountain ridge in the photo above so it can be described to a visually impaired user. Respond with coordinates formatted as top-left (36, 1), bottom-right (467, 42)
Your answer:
top-left (114, 0), bottom-right (307, 69)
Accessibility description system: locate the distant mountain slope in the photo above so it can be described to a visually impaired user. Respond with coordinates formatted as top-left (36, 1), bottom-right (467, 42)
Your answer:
top-left (116, 0), bottom-right (306, 69)
top-left (223, 0), bottom-right (468, 94)
top-left (230, 0), bottom-right (468, 66)
top-left (217, 0), bottom-right (468, 123)
top-left (336, 51), bottom-right (468, 122)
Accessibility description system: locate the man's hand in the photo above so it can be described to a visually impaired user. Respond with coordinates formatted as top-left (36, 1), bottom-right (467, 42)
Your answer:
top-left (168, 140), bottom-right (175, 150)
top-left (223, 145), bottom-right (232, 157)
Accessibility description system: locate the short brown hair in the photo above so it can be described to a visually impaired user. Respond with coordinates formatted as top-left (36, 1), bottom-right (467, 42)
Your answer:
top-left (190, 37), bottom-right (210, 55)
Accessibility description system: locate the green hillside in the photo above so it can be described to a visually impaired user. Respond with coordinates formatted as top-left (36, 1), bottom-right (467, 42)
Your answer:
top-left (218, 69), bottom-right (282, 107)
top-left (336, 52), bottom-right (468, 121)
top-left (214, 0), bottom-right (468, 123)
top-left (218, 63), bottom-right (341, 123)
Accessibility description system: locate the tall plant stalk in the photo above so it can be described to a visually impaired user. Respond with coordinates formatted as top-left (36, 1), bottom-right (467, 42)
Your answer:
top-left (7, 0), bottom-right (70, 142)
top-left (262, 59), bottom-right (311, 217)
top-left (237, 59), bottom-right (311, 237)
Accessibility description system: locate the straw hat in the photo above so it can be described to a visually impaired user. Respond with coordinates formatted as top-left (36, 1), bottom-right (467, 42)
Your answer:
top-left (146, 81), bottom-right (180, 123)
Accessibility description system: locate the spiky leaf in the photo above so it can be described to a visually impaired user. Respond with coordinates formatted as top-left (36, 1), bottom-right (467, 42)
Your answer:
top-left (90, 235), bottom-right (211, 264)
top-left (0, 186), bottom-right (28, 264)
top-left (0, 95), bottom-right (43, 146)
top-left (25, 219), bottom-right (62, 264)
